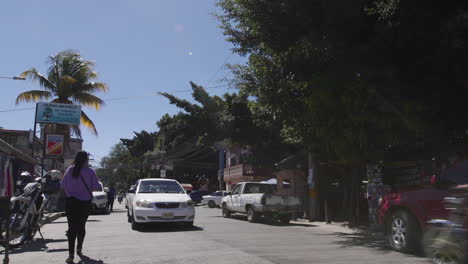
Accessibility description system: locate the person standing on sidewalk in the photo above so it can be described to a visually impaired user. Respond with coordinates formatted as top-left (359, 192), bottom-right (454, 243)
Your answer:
top-left (106, 184), bottom-right (116, 211)
top-left (61, 151), bottom-right (101, 263)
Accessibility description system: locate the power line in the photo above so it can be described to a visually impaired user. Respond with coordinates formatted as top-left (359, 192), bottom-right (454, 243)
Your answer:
top-left (0, 84), bottom-right (230, 114)
top-left (0, 107), bottom-right (35, 113)
top-left (206, 53), bottom-right (233, 87)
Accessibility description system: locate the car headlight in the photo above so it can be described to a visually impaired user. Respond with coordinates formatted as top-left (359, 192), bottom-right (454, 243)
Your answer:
top-left (181, 200), bottom-right (194, 208)
top-left (136, 200), bottom-right (153, 208)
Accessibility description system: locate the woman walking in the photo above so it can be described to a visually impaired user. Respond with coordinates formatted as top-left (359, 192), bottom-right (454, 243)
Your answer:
top-left (61, 151), bottom-right (101, 263)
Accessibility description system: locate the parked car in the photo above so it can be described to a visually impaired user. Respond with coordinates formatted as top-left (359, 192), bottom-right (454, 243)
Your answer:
top-left (180, 183), bottom-right (193, 194)
top-left (221, 182), bottom-right (301, 224)
top-left (189, 190), bottom-right (211, 204)
top-left (378, 159), bottom-right (468, 253)
top-left (126, 178), bottom-right (195, 230)
top-left (201, 191), bottom-right (229, 208)
top-left (92, 181), bottom-right (107, 213)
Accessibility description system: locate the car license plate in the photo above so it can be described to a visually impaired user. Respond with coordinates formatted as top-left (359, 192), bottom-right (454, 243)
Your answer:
top-left (162, 212), bottom-right (174, 219)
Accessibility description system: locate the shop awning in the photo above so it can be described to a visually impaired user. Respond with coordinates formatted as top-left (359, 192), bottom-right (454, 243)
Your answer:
top-left (0, 138), bottom-right (36, 165)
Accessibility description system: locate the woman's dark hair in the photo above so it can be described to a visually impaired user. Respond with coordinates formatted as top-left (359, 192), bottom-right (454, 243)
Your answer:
top-left (72, 151), bottom-right (89, 178)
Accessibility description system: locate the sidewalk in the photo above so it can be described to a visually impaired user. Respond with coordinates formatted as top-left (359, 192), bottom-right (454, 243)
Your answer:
top-left (40, 212), bottom-right (65, 226)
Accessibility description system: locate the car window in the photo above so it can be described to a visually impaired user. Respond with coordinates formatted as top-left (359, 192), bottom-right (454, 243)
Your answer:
top-left (212, 192), bottom-right (222, 196)
top-left (232, 185), bottom-right (241, 195)
top-left (137, 181), bottom-right (185, 194)
top-left (243, 183), bottom-right (273, 194)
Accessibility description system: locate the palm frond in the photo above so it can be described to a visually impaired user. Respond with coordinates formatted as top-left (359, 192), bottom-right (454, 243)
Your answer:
top-left (73, 93), bottom-right (105, 110)
top-left (81, 111), bottom-right (98, 135)
top-left (79, 82), bottom-right (109, 93)
top-left (71, 125), bottom-right (82, 139)
top-left (20, 68), bottom-right (56, 91)
top-left (15, 90), bottom-right (53, 104)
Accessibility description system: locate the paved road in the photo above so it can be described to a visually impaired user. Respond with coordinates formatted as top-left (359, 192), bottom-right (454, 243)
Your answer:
top-left (6, 203), bottom-right (429, 264)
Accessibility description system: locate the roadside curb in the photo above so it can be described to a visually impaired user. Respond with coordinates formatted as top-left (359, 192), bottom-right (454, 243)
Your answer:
top-left (40, 212), bottom-right (65, 227)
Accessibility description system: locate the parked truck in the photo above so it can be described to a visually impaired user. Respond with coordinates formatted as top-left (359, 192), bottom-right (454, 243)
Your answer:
top-left (378, 159), bottom-right (468, 253)
top-left (221, 182), bottom-right (301, 224)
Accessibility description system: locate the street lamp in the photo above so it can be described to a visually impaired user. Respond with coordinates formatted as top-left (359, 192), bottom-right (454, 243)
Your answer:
top-left (0, 76), bottom-right (26, 80)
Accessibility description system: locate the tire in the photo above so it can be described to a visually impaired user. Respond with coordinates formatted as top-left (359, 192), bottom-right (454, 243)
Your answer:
top-left (246, 206), bottom-right (259, 223)
top-left (127, 209), bottom-right (131, 223)
top-left (208, 200), bottom-right (216, 208)
top-left (424, 227), bottom-right (465, 264)
top-left (131, 211), bottom-right (141, 231)
top-left (388, 210), bottom-right (421, 253)
top-left (280, 214), bottom-right (292, 225)
top-left (6, 211), bottom-right (30, 249)
top-left (222, 204), bottom-right (231, 218)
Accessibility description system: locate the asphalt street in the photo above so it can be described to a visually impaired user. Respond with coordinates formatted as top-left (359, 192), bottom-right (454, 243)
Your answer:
top-left (4, 203), bottom-right (429, 264)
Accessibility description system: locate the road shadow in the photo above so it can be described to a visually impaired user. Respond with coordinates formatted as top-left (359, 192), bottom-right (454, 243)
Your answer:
top-left (77, 253), bottom-right (106, 264)
top-left (6, 238), bottom-right (68, 254)
top-left (107, 209), bottom-right (126, 214)
top-left (135, 223), bottom-right (203, 233)
top-left (224, 214), bottom-right (318, 227)
top-left (333, 229), bottom-right (394, 252)
top-left (48, 220), bottom-right (68, 224)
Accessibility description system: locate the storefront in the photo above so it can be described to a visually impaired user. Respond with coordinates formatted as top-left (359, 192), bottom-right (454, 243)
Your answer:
top-left (0, 138), bottom-right (36, 196)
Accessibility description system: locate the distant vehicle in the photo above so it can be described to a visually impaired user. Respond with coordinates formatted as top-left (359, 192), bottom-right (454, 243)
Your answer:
top-left (92, 182), bottom-right (108, 213)
top-left (378, 160), bottom-right (468, 253)
top-left (221, 182), bottom-right (301, 224)
top-left (126, 178), bottom-right (195, 230)
top-left (189, 190), bottom-right (211, 204)
top-left (180, 183), bottom-right (193, 193)
top-left (201, 191), bottom-right (229, 208)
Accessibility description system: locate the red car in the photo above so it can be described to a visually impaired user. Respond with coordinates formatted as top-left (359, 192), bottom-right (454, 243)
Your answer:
top-left (378, 159), bottom-right (468, 253)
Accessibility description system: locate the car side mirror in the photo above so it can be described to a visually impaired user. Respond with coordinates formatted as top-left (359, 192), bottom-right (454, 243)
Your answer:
top-left (128, 189), bottom-right (135, 194)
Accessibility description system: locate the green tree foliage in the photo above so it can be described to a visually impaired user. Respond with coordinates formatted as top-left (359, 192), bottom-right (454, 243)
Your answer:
top-left (160, 81), bottom-right (292, 166)
top-left (97, 143), bottom-right (139, 191)
top-left (120, 130), bottom-right (157, 158)
top-left (217, 0), bottom-right (468, 160)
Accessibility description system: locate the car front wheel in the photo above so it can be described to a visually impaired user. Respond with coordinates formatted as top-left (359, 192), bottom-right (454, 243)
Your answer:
top-left (388, 210), bottom-right (421, 253)
top-left (208, 200), bottom-right (216, 208)
top-left (222, 204), bottom-right (231, 218)
top-left (131, 211), bottom-right (141, 231)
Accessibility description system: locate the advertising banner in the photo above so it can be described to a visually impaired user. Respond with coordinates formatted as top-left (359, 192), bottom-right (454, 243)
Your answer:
top-left (46, 134), bottom-right (64, 156)
top-left (36, 102), bottom-right (81, 125)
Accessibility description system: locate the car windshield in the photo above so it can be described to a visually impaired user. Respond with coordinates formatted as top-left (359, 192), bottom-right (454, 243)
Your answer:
top-left (243, 183), bottom-right (274, 194)
top-left (137, 181), bottom-right (185, 194)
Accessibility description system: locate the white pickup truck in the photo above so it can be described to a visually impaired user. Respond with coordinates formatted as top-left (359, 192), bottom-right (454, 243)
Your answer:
top-left (221, 182), bottom-right (301, 224)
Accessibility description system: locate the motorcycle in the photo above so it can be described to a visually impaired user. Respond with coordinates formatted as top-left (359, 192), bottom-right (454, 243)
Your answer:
top-left (424, 185), bottom-right (468, 264)
top-left (0, 170), bottom-right (61, 248)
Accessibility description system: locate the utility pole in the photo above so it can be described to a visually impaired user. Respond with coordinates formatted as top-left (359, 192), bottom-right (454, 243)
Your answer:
top-left (308, 152), bottom-right (317, 221)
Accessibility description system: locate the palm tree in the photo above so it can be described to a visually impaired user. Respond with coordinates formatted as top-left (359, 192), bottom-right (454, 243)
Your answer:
top-left (16, 49), bottom-right (108, 136)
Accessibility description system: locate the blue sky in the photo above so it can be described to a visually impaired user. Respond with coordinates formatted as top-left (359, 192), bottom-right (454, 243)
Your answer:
top-left (0, 0), bottom-right (243, 166)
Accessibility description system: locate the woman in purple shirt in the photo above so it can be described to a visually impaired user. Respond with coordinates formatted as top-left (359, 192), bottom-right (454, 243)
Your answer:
top-left (61, 151), bottom-right (101, 263)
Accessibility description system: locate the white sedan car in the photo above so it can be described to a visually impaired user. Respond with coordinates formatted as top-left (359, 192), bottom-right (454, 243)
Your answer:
top-left (127, 178), bottom-right (195, 230)
top-left (92, 182), bottom-right (107, 213)
top-left (201, 191), bottom-right (229, 208)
